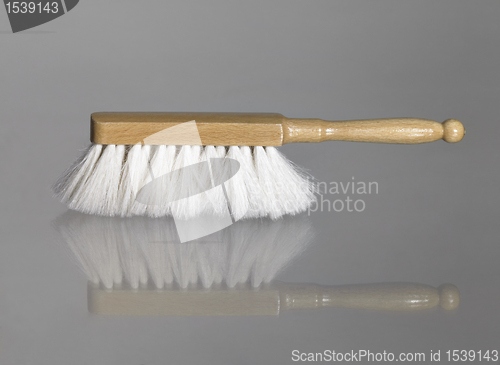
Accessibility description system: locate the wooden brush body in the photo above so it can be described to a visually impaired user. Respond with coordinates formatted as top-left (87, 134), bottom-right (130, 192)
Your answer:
top-left (91, 112), bottom-right (465, 146)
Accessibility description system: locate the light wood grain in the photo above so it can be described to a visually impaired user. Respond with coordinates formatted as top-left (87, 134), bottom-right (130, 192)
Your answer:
top-left (282, 118), bottom-right (465, 144)
top-left (91, 112), bottom-right (465, 146)
top-left (91, 112), bottom-right (284, 146)
top-left (88, 282), bottom-right (459, 316)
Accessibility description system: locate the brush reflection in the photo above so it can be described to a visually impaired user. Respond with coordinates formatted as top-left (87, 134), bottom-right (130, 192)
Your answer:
top-left (53, 211), bottom-right (314, 289)
top-left (87, 281), bottom-right (459, 316)
top-left (54, 211), bottom-right (459, 316)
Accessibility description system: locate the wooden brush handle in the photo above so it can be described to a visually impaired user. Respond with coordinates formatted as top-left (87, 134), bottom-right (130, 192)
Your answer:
top-left (91, 112), bottom-right (465, 146)
top-left (279, 282), bottom-right (460, 311)
top-left (283, 118), bottom-right (465, 144)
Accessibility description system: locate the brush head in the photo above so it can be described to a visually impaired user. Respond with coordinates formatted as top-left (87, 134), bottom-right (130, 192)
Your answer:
top-left (53, 144), bottom-right (316, 220)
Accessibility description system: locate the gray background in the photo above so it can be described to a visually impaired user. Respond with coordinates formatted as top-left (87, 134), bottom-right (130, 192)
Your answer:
top-left (0, 0), bottom-right (499, 364)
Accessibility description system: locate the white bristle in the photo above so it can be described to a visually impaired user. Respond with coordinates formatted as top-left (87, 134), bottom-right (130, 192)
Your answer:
top-left (144, 145), bottom-right (176, 218)
top-left (201, 145), bottom-right (227, 216)
top-left (53, 144), bottom-right (316, 220)
top-left (53, 211), bottom-right (314, 290)
top-left (123, 145), bottom-right (151, 217)
top-left (129, 146), bottom-right (153, 217)
top-left (254, 146), bottom-right (285, 219)
top-left (225, 146), bottom-right (250, 220)
top-left (70, 145), bottom-right (125, 216)
top-left (238, 146), bottom-right (265, 218)
top-left (265, 147), bottom-right (316, 216)
top-left (54, 144), bottom-right (102, 205)
top-left (170, 145), bottom-right (204, 220)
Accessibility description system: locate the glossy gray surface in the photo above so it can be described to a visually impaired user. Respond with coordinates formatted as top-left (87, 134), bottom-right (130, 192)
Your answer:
top-left (0, 1), bottom-right (499, 364)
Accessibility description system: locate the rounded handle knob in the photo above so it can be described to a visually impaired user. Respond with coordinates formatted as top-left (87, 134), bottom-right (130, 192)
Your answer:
top-left (442, 119), bottom-right (465, 143)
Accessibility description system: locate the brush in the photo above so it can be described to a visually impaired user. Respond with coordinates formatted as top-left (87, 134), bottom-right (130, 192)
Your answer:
top-left (53, 112), bottom-right (465, 219)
